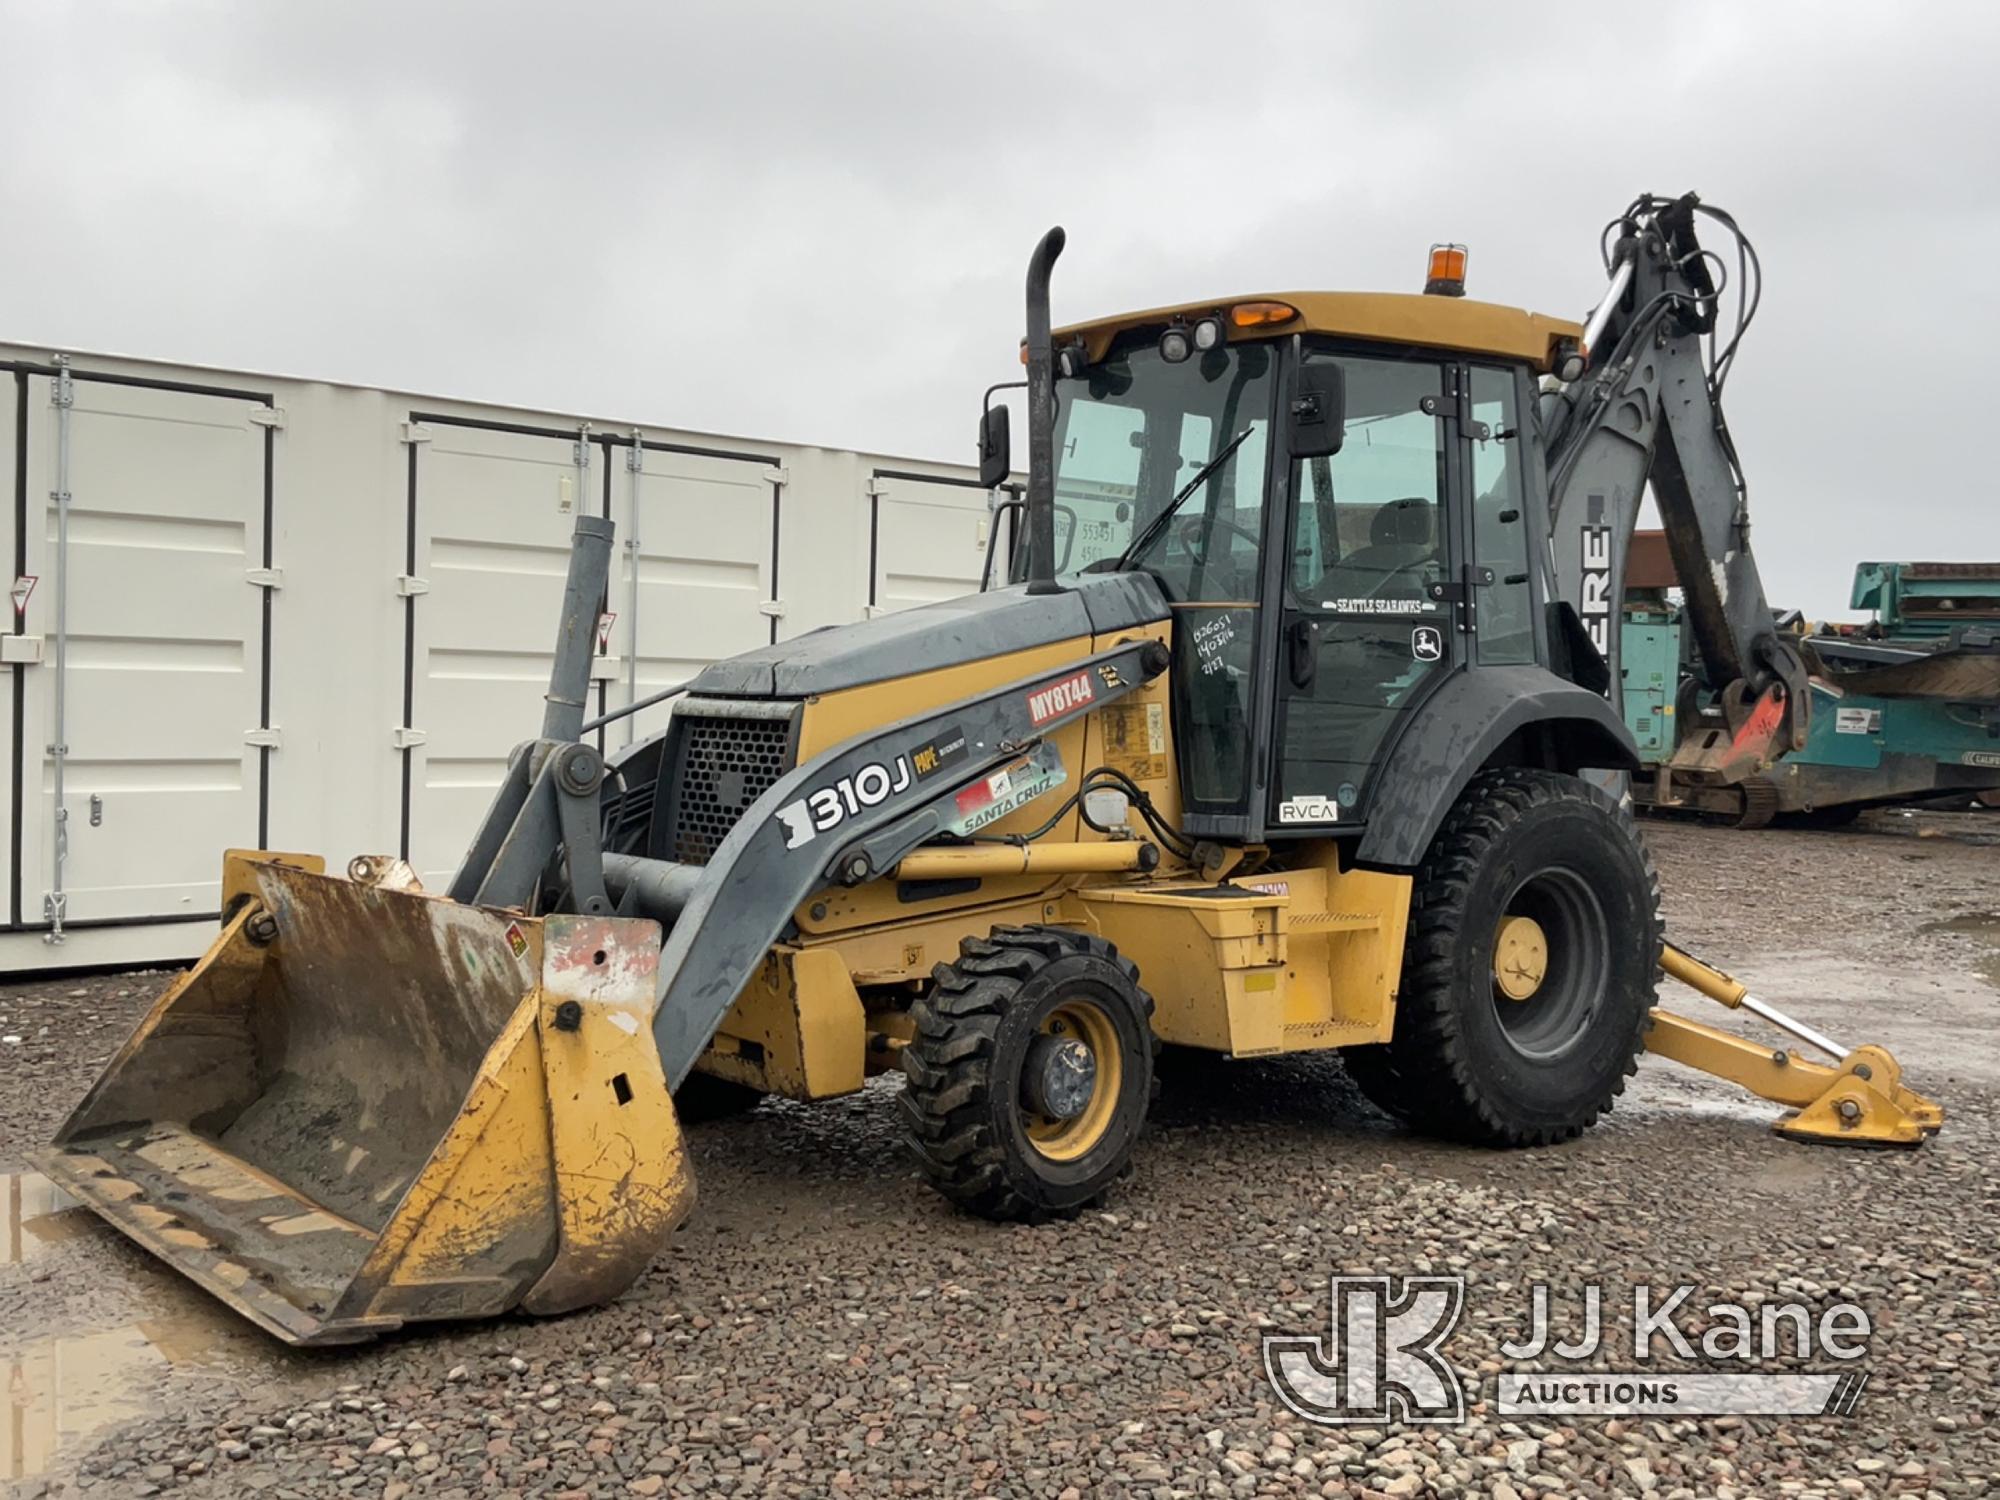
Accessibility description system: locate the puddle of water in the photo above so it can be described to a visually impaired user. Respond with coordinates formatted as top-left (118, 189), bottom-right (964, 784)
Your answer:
top-left (2, 1172), bottom-right (264, 1479)
top-left (1918, 913), bottom-right (2000, 989)
top-left (4, 1172), bottom-right (83, 1266)
top-left (4, 1326), bottom-right (167, 1481)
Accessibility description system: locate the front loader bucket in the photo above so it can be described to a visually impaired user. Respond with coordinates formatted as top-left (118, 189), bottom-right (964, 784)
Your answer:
top-left (32, 853), bottom-right (694, 1346)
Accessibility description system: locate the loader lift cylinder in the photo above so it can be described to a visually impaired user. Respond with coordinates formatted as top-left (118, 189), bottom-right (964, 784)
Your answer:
top-left (542, 513), bottom-right (617, 742)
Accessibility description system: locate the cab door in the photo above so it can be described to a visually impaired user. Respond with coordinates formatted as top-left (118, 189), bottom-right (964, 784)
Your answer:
top-left (1269, 351), bottom-right (1459, 829)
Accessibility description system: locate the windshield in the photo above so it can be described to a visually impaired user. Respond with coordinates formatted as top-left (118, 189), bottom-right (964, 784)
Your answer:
top-left (1041, 340), bottom-right (1275, 600)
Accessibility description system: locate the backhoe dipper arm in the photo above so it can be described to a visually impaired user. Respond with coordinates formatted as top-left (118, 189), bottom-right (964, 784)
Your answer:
top-left (1542, 193), bottom-right (1809, 755)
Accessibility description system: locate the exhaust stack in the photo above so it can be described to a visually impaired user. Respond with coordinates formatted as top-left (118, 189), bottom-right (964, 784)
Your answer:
top-left (1023, 226), bottom-right (1066, 595)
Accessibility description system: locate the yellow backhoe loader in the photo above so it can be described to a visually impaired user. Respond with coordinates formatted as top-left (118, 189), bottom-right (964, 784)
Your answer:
top-left (37, 193), bottom-right (1940, 1345)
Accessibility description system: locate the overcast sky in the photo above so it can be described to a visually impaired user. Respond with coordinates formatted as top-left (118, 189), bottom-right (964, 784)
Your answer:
top-left (3, 1), bottom-right (1995, 616)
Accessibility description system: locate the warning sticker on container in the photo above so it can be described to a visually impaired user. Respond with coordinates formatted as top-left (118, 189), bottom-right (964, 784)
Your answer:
top-left (1834, 707), bottom-right (1881, 736)
top-left (505, 921), bottom-right (530, 963)
top-left (944, 744), bottom-right (1067, 836)
top-left (1100, 701), bottom-right (1168, 781)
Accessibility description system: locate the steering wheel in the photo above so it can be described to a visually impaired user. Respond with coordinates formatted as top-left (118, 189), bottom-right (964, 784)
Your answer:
top-left (1178, 514), bottom-right (1262, 566)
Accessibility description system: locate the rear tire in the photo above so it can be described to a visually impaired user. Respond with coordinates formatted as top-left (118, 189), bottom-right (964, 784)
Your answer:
top-left (900, 926), bottom-right (1154, 1221)
top-left (1348, 768), bottom-right (1660, 1146)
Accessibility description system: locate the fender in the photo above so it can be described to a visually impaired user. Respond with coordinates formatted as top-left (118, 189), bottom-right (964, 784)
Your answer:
top-left (1355, 664), bottom-right (1639, 869)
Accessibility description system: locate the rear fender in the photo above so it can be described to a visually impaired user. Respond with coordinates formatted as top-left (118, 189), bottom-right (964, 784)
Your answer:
top-left (1356, 666), bottom-right (1638, 869)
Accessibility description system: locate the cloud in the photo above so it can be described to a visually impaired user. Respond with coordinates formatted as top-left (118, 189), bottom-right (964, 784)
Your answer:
top-left (2, 0), bottom-right (1994, 613)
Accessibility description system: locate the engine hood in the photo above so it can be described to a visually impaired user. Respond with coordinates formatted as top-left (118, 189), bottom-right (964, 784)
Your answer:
top-left (688, 572), bottom-right (1169, 698)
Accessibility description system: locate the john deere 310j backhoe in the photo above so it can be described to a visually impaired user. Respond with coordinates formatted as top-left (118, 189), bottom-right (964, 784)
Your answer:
top-left (37, 193), bottom-right (1941, 1345)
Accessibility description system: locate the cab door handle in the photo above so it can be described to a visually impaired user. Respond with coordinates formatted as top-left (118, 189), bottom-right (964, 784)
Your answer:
top-left (1286, 617), bottom-right (1319, 690)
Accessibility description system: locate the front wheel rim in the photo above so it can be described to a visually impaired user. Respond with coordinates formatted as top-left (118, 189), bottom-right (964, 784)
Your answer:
top-left (1022, 997), bottom-right (1124, 1162)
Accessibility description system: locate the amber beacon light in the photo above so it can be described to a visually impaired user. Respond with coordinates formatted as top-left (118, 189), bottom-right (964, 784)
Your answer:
top-left (1424, 243), bottom-right (1468, 297)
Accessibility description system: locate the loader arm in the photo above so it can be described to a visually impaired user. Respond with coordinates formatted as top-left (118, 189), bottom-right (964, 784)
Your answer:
top-left (1543, 193), bottom-right (1809, 766)
top-left (639, 637), bottom-right (1168, 1086)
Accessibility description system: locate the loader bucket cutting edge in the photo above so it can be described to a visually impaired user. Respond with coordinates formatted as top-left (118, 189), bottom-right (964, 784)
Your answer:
top-left (31, 853), bottom-right (695, 1347)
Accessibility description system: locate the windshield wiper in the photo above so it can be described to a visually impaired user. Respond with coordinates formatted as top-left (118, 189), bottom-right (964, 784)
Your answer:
top-left (1115, 426), bottom-right (1254, 571)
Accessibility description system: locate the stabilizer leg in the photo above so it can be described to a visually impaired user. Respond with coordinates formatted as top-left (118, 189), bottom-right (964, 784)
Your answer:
top-left (1646, 943), bottom-right (1943, 1147)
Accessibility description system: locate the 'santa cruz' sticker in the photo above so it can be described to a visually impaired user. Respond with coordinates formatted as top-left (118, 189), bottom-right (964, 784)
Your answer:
top-left (776, 755), bottom-right (914, 849)
top-left (1026, 669), bottom-right (1095, 726)
top-left (945, 745), bottom-right (1068, 836)
top-left (1277, 795), bottom-right (1340, 824)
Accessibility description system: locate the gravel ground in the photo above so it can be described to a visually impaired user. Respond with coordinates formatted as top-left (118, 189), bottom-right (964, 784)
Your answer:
top-left (2, 814), bottom-right (1997, 1499)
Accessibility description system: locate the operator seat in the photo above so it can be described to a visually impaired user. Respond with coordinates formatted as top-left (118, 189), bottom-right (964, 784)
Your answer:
top-left (1308, 498), bottom-right (1439, 604)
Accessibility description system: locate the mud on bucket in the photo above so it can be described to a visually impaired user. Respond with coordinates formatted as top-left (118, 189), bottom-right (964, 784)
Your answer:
top-left (33, 852), bottom-right (694, 1346)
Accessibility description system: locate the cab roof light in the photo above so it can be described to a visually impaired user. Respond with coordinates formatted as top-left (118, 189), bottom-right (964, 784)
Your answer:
top-left (1229, 300), bottom-right (1299, 329)
top-left (1424, 244), bottom-right (1468, 298)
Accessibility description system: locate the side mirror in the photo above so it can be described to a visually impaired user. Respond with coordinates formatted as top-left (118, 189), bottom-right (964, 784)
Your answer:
top-left (977, 405), bottom-right (1012, 489)
top-left (1288, 362), bottom-right (1345, 459)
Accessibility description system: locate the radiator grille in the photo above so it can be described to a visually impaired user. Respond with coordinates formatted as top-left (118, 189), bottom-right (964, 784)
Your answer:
top-left (601, 780), bottom-right (656, 854)
top-left (668, 714), bottom-right (793, 864)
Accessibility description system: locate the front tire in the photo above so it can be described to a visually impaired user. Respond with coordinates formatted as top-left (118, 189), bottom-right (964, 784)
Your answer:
top-left (1347, 768), bottom-right (1661, 1146)
top-left (899, 926), bottom-right (1154, 1221)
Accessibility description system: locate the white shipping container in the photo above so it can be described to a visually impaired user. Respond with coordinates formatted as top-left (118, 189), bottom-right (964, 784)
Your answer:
top-left (0, 343), bottom-right (1019, 970)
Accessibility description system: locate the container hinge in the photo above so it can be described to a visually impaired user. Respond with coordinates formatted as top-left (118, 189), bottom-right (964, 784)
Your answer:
top-left (246, 406), bottom-right (286, 430)
top-left (768, 465), bottom-right (790, 488)
top-left (864, 476), bottom-right (889, 498)
top-left (395, 575), bottom-right (430, 597)
top-left (401, 421), bottom-right (433, 444)
top-left (246, 567), bottom-right (284, 589)
top-left (626, 435), bottom-right (645, 471)
top-left (758, 599), bottom-right (786, 620)
top-left (245, 727), bottom-right (283, 748)
top-left (392, 727), bottom-right (428, 749)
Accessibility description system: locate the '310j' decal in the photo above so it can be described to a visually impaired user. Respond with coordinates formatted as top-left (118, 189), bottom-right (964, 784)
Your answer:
top-left (775, 757), bottom-right (913, 849)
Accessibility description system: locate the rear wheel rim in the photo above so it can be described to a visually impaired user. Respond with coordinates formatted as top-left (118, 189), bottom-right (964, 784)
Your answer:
top-left (1022, 997), bottom-right (1123, 1162)
top-left (1489, 868), bottom-right (1608, 1060)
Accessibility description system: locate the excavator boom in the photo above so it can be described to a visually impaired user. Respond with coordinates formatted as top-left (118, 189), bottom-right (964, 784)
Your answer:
top-left (1544, 194), bottom-right (1811, 781)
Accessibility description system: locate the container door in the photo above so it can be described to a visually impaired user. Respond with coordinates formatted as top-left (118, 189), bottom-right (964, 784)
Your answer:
top-left (404, 420), bottom-right (595, 886)
top-left (0, 372), bottom-right (18, 926)
top-left (603, 445), bottom-right (780, 748)
top-left (17, 373), bottom-right (271, 926)
top-left (867, 472), bottom-right (994, 615)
